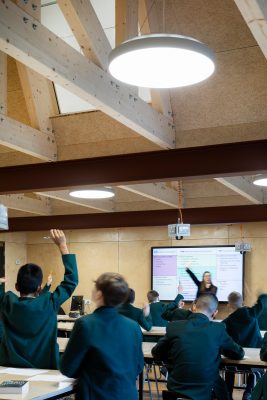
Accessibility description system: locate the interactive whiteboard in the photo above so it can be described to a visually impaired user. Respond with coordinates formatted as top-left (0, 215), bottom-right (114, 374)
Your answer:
top-left (151, 246), bottom-right (244, 302)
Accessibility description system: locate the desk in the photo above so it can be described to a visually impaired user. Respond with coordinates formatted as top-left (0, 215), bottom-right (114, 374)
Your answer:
top-left (0, 368), bottom-right (74, 400)
top-left (57, 315), bottom-right (79, 322)
top-left (141, 327), bottom-right (166, 336)
top-left (57, 322), bottom-right (74, 332)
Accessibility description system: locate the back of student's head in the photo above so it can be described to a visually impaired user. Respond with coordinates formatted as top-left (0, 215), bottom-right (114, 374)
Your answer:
top-left (147, 290), bottom-right (159, 303)
top-left (195, 294), bottom-right (218, 316)
top-left (228, 291), bottom-right (243, 308)
top-left (125, 288), bottom-right (135, 304)
top-left (16, 263), bottom-right (43, 295)
top-left (95, 273), bottom-right (128, 307)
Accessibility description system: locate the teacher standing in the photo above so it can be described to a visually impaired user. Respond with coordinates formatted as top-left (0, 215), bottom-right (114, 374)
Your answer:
top-left (186, 268), bottom-right (217, 298)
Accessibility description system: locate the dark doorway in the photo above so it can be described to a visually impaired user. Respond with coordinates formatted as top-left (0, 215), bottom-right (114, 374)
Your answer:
top-left (0, 242), bottom-right (5, 285)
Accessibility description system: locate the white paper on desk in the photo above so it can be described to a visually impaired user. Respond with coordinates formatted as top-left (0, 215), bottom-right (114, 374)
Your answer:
top-left (28, 374), bottom-right (75, 383)
top-left (58, 381), bottom-right (74, 389)
top-left (0, 368), bottom-right (48, 376)
top-left (0, 394), bottom-right (27, 400)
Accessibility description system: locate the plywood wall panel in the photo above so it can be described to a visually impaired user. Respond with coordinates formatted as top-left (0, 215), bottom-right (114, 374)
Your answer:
top-left (21, 222), bottom-right (267, 315)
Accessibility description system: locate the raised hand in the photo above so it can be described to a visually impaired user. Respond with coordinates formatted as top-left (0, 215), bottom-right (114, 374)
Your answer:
top-left (50, 229), bottom-right (69, 255)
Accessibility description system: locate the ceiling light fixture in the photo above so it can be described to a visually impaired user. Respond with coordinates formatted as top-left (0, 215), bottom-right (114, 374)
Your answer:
top-left (253, 175), bottom-right (267, 187)
top-left (69, 189), bottom-right (115, 199)
top-left (108, 34), bottom-right (215, 88)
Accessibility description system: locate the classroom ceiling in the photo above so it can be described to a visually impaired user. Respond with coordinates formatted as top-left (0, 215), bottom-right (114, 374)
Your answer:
top-left (0, 0), bottom-right (267, 230)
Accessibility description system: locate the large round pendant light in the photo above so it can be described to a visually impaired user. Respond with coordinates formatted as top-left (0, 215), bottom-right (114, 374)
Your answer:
top-left (253, 174), bottom-right (267, 187)
top-left (108, 34), bottom-right (215, 88)
top-left (69, 189), bottom-right (115, 199)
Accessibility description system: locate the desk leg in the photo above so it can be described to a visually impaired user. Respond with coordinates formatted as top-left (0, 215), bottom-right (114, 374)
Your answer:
top-left (139, 369), bottom-right (143, 400)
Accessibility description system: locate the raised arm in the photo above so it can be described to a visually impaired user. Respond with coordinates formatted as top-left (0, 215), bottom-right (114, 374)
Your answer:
top-left (50, 229), bottom-right (78, 308)
top-left (139, 305), bottom-right (153, 331)
top-left (186, 268), bottom-right (201, 287)
top-left (249, 294), bottom-right (267, 318)
top-left (41, 273), bottom-right (52, 294)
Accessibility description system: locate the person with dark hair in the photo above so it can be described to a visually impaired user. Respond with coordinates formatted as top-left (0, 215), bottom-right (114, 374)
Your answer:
top-left (152, 294), bottom-right (244, 400)
top-left (186, 267), bottom-right (217, 298)
top-left (0, 229), bottom-right (78, 369)
top-left (223, 291), bottom-right (267, 400)
top-left (147, 286), bottom-right (184, 327)
top-left (60, 272), bottom-right (144, 400)
top-left (118, 287), bottom-right (152, 331)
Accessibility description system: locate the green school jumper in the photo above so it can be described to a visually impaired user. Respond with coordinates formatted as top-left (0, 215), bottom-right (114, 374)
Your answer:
top-left (223, 294), bottom-right (267, 348)
top-left (251, 332), bottom-right (267, 399)
top-left (152, 313), bottom-right (244, 400)
top-left (0, 254), bottom-right (78, 369)
top-left (149, 294), bottom-right (184, 327)
top-left (118, 303), bottom-right (152, 331)
top-left (60, 306), bottom-right (144, 400)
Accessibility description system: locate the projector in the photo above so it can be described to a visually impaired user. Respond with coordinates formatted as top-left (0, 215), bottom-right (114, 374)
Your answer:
top-left (168, 224), bottom-right (190, 240)
top-left (235, 242), bottom-right (252, 254)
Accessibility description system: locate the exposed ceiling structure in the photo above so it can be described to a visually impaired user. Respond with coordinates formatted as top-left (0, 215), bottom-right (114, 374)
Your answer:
top-left (0, 0), bottom-right (267, 231)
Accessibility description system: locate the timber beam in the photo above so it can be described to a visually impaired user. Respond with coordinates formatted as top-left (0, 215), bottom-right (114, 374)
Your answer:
top-left (0, 140), bottom-right (266, 193)
top-left (7, 204), bottom-right (267, 231)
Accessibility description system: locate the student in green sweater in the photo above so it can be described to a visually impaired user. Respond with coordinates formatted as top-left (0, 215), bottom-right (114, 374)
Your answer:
top-left (223, 291), bottom-right (267, 400)
top-left (152, 294), bottom-right (244, 400)
top-left (251, 332), bottom-right (267, 399)
top-left (60, 272), bottom-right (144, 400)
top-left (118, 288), bottom-right (153, 331)
top-left (0, 229), bottom-right (78, 369)
top-left (147, 286), bottom-right (184, 327)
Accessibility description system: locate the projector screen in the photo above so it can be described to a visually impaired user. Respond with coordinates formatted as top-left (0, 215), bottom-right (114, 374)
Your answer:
top-left (151, 246), bottom-right (244, 302)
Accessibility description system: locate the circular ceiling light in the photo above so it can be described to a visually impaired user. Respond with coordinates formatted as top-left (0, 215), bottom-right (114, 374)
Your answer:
top-left (69, 189), bottom-right (115, 199)
top-left (108, 34), bottom-right (215, 88)
top-left (253, 175), bottom-right (267, 187)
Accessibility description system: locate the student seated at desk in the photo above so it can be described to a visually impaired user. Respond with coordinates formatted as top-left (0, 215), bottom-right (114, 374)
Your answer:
top-left (251, 332), bottom-right (267, 400)
top-left (152, 294), bottom-right (244, 400)
top-left (223, 292), bottom-right (267, 400)
top-left (118, 288), bottom-right (152, 331)
top-left (147, 286), bottom-right (184, 327)
top-left (60, 272), bottom-right (144, 400)
top-left (0, 229), bottom-right (78, 369)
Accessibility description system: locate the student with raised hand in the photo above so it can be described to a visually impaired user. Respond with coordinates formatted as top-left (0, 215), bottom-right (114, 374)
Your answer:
top-left (152, 294), bottom-right (244, 400)
top-left (223, 291), bottom-right (267, 400)
top-left (60, 273), bottom-right (144, 400)
top-left (162, 298), bottom-right (195, 322)
top-left (41, 273), bottom-right (53, 294)
top-left (186, 267), bottom-right (217, 298)
top-left (118, 287), bottom-right (153, 331)
top-left (0, 229), bottom-right (78, 369)
top-left (147, 284), bottom-right (184, 327)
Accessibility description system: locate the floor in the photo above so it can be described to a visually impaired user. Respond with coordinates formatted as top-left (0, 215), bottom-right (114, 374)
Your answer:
top-left (143, 387), bottom-right (245, 400)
